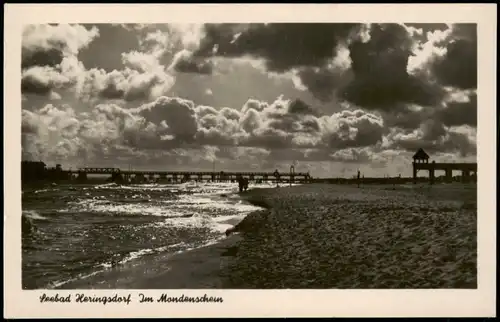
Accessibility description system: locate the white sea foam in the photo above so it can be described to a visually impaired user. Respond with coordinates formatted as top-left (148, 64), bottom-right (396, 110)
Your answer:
top-left (143, 213), bottom-right (246, 234)
top-left (48, 269), bottom-right (105, 289)
top-left (60, 181), bottom-right (266, 220)
top-left (34, 189), bottom-right (51, 194)
top-left (58, 181), bottom-right (268, 242)
top-left (22, 210), bottom-right (48, 220)
top-left (117, 242), bottom-right (187, 265)
top-left (59, 199), bottom-right (186, 217)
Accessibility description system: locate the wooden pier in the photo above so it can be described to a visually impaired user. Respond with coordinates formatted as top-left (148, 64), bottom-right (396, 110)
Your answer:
top-left (71, 168), bottom-right (311, 183)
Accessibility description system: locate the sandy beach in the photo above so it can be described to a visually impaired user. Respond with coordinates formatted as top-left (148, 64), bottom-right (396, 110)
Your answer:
top-left (56, 182), bottom-right (476, 289)
top-left (229, 183), bottom-right (477, 289)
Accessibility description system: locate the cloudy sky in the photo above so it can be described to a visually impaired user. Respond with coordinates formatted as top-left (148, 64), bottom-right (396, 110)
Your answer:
top-left (21, 23), bottom-right (477, 177)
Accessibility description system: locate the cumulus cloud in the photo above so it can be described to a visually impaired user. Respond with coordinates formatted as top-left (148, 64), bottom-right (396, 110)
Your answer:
top-left (121, 51), bottom-right (160, 72)
top-left (22, 104), bottom-right (86, 161)
top-left (21, 24), bottom-right (99, 97)
top-left (21, 65), bottom-right (71, 95)
top-left (76, 67), bottom-right (174, 102)
top-left (50, 91), bottom-right (62, 100)
top-left (318, 109), bottom-right (385, 149)
top-left (22, 24), bottom-right (99, 69)
top-left (168, 23), bottom-right (206, 51)
top-left (23, 94), bottom-right (396, 166)
top-left (21, 24), bottom-right (176, 103)
top-left (135, 24), bottom-right (206, 66)
top-left (139, 29), bottom-right (174, 59)
top-left (22, 102), bottom-right (173, 163)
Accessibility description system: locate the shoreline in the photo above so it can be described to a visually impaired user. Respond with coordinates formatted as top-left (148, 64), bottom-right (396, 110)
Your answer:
top-left (53, 187), bottom-right (263, 289)
top-left (107, 187), bottom-right (276, 289)
top-left (53, 234), bottom-right (245, 289)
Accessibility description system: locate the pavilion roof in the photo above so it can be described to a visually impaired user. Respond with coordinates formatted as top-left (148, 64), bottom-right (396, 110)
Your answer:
top-left (413, 148), bottom-right (430, 160)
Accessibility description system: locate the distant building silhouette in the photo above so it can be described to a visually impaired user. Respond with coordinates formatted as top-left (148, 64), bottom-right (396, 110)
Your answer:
top-left (21, 161), bottom-right (47, 182)
top-left (22, 161), bottom-right (71, 183)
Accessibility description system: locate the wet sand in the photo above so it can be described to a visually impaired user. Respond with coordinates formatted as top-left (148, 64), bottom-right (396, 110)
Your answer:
top-left (57, 183), bottom-right (476, 289)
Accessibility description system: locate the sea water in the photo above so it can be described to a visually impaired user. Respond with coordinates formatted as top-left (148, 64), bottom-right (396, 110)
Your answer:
top-left (21, 181), bottom-right (273, 289)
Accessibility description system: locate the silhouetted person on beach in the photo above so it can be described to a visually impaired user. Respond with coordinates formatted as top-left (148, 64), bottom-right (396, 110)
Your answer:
top-left (237, 176), bottom-right (249, 192)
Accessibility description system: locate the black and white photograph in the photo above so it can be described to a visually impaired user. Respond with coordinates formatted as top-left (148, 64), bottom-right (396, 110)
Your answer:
top-left (4, 3), bottom-right (496, 318)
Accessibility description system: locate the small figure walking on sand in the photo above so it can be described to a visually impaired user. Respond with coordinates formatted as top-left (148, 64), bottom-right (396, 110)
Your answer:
top-left (237, 175), bottom-right (249, 193)
top-left (357, 170), bottom-right (361, 188)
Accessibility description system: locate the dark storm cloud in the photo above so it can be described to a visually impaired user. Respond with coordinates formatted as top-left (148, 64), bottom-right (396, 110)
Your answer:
top-left (97, 82), bottom-right (124, 100)
top-left (287, 99), bottom-right (321, 116)
top-left (387, 118), bottom-right (476, 157)
top-left (134, 96), bottom-right (201, 145)
top-left (295, 67), bottom-right (348, 102)
top-left (21, 73), bottom-right (53, 95)
top-left (382, 105), bottom-right (433, 131)
top-left (22, 47), bottom-right (64, 69)
top-left (341, 24), bottom-right (443, 111)
top-left (173, 56), bottom-right (213, 74)
top-left (328, 148), bottom-right (373, 164)
top-left (391, 132), bottom-right (476, 158)
top-left (195, 23), bottom-right (359, 72)
top-left (441, 132), bottom-right (477, 157)
top-left (421, 119), bottom-right (447, 141)
top-left (193, 23), bottom-right (470, 110)
top-left (242, 127), bottom-right (292, 149)
top-left (430, 24), bottom-right (477, 90)
top-left (437, 93), bottom-right (477, 127)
